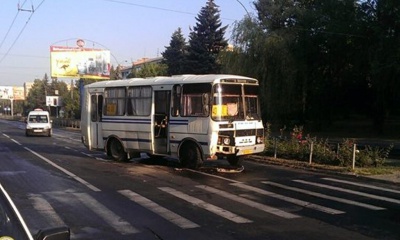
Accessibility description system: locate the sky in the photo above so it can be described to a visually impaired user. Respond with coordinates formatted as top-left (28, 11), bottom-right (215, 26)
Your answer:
top-left (0, 0), bottom-right (255, 87)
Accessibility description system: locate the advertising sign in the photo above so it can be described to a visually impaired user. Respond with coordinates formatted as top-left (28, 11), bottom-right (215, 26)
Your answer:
top-left (13, 87), bottom-right (25, 100)
top-left (50, 46), bottom-right (111, 79)
top-left (0, 86), bottom-right (13, 100)
top-left (46, 96), bottom-right (62, 107)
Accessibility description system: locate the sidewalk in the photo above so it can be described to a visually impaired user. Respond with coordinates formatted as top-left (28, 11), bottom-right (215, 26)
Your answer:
top-left (248, 155), bottom-right (400, 184)
top-left (366, 171), bottom-right (400, 183)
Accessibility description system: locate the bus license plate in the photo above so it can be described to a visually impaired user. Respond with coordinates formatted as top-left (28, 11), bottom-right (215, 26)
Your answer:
top-left (243, 149), bottom-right (253, 154)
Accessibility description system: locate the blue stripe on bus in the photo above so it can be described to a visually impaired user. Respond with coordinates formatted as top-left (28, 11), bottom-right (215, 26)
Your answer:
top-left (170, 139), bottom-right (208, 146)
top-left (103, 137), bottom-right (151, 143)
top-left (170, 119), bottom-right (189, 126)
top-left (101, 118), bottom-right (188, 126)
top-left (101, 118), bottom-right (151, 124)
top-left (103, 138), bottom-right (208, 146)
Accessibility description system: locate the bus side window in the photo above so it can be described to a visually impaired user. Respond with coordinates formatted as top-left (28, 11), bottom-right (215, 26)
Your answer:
top-left (98, 95), bottom-right (103, 120)
top-left (91, 95), bottom-right (97, 122)
top-left (172, 85), bottom-right (181, 117)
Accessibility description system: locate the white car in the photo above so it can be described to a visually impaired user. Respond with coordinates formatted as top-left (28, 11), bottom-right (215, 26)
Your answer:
top-left (25, 109), bottom-right (52, 137)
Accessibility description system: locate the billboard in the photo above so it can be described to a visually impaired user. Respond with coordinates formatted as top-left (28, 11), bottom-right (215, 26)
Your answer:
top-left (0, 86), bottom-right (13, 100)
top-left (0, 86), bottom-right (25, 100)
top-left (13, 87), bottom-right (25, 100)
top-left (50, 46), bottom-right (111, 79)
top-left (46, 96), bottom-right (62, 107)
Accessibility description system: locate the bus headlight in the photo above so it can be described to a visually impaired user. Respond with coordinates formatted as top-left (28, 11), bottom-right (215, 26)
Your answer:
top-left (223, 137), bottom-right (230, 145)
top-left (256, 136), bottom-right (263, 144)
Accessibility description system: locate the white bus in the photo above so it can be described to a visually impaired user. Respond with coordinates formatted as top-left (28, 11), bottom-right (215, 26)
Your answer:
top-left (81, 74), bottom-right (265, 169)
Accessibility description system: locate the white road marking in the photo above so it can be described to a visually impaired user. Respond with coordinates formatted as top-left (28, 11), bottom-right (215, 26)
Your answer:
top-left (262, 181), bottom-right (385, 210)
top-left (119, 189), bottom-right (200, 229)
top-left (231, 183), bottom-right (345, 215)
top-left (11, 139), bottom-right (22, 145)
top-left (23, 147), bottom-right (101, 192)
top-left (73, 192), bottom-right (139, 235)
top-left (294, 179), bottom-right (400, 205)
top-left (196, 185), bottom-right (300, 219)
top-left (322, 177), bottom-right (400, 194)
top-left (183, 168), bottom-right (242, 184)
top-left (28, 194), bottom-right (65, 226)
top-left (158, 187), bottom-right (252, 223)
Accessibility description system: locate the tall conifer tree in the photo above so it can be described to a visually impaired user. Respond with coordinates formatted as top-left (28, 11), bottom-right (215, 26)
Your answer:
top-left (185, 0), bottom-right (228, 74)
top-left (162, 28), bottom-right (187, 75)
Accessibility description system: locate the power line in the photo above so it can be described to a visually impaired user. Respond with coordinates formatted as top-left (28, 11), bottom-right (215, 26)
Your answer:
top-left (0, 12), bottom-right (21, 51)
top-left (103, 0), bottom-right (197, 16)
top-left (102, 0), bottom-right (237, 21)
top-left (0, 0), bottom-right (46, 65)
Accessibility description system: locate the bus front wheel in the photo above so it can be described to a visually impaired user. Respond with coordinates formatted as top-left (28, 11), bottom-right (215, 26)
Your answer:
top-left (180, 142), bottom-right (203, 169)
top-left (109, 139), bottom-right (128, 162)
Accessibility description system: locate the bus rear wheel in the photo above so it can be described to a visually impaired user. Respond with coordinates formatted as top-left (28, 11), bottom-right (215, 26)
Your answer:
top-left (180, 142), bottom-right (202, 169)
top-left (227, 155), bottom-right (243, 166)
top-left (109, 139), bottom-right (128, 162)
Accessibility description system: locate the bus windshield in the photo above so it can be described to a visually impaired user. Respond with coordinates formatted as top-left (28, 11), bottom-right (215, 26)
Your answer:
top-left (212, 84), bottom-right (261, 121)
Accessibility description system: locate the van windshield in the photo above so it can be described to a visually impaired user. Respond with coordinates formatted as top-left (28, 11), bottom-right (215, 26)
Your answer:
top-left (28, 115), bottom-right (48, 123)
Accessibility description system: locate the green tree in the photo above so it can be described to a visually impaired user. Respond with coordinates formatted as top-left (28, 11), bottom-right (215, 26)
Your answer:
top-left (110, 65), bottom-right (122, 80)
top-left (135, 63), bottom-right (168, 78)
top-left (185, 0), bottom-right (228, 74)
top-left (25, 75), bottom-right (49, 111)
top-left (222, 0), bottom-right (380, 130)
top-left (361, 0), bottom-right (400, 133)
top-left (162, 28), bottom-right (187, 75)
top-left (25, 75), bottom-right (79, 118)
top-left (109, 65), bottom-right (118, 80)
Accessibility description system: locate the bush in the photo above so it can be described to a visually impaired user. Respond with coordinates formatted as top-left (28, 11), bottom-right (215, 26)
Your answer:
top-left (263, 125), bottom-right (393, 168)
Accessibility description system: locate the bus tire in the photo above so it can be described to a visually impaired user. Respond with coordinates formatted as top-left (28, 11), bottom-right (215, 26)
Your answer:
top-left (180, 142), bottom-right (202, 169)
top-left (109, 139), bottom-right (128, 162)
top-left (227, 155), bottom-right (243, 166)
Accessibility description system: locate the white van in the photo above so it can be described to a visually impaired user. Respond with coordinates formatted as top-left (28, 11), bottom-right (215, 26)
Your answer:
top-left (25, 109), bottom-right (52, 137)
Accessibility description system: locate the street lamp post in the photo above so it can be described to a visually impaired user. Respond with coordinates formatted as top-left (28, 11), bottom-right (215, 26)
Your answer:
top-left (236, 0), bottom-right (250, 18)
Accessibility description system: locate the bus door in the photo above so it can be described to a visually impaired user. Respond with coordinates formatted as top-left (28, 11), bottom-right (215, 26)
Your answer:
top-left (90, 93), bottom-right (104, 150)
top-left (154, 90), bottom-right (170, 154)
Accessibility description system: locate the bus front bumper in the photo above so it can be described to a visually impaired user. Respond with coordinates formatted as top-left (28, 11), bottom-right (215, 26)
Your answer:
top-left (213, 144), bottom-right (265, 158)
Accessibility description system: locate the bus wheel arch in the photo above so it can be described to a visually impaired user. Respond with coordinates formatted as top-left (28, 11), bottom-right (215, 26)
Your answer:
top-left (106, 136), bottom-right (128, 162)
top-left (178, 139), bottom-right (203, 169)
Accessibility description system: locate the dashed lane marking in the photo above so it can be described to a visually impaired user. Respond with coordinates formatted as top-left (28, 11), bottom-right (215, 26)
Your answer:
top-left (24, 147), bottom-right (101, 192)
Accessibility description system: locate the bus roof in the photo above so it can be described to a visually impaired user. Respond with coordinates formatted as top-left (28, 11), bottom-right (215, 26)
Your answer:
top-left (85, 74), bottom-right (258, 88)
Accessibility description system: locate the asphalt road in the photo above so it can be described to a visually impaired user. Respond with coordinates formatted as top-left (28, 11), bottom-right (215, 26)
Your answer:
top-left (0, 119), bottom-right (399, 240)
